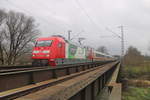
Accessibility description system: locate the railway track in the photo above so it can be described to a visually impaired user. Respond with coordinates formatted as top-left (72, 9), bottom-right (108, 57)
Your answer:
top-left (0, 63), bottom-right (93, 70)
top-left (0, 67), bottom-right (48, 73)
top-left (0, 65), bottom-right (32, 70)
top-left (0, 61), bottom-right (118, 100)
top-left (0, 62), bottom-right (96, 72)
top-left (0, 63), bottom-right (88, 73)
top-left (0, 61), bottom-right (112, 73)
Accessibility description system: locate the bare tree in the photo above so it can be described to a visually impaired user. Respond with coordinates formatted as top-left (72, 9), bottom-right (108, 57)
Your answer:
top-left (97, 46), bottom-right (109, 54)
top-left (1, 11), bottom-right (39, 65)
top-left (0, 31), bottom-right (5, 65)
top-left (0, 10), bottom-right (6, 65)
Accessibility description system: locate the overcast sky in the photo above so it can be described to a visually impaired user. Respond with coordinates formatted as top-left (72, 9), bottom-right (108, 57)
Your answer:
top-left (1, 0), bottom-right (150, 55)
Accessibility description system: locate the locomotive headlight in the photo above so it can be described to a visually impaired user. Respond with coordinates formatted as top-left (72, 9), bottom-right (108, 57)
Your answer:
top-left (33, 50), bottom-right (39, 53)
top-left (42, 50), bottom-right (50, 53)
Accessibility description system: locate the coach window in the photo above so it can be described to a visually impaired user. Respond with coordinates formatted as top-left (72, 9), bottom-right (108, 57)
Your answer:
top-left (58, 43), bottom-right (62, 48)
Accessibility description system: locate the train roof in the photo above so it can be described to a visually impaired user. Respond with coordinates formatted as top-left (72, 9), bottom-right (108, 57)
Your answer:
top-left (36, 36), bottom-right (66, 42)
top-left (94, 50), bottom-right (114, 58)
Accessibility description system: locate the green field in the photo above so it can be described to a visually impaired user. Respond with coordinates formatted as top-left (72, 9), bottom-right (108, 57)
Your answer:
top-left (122, 87), bottom-right (150, 100)
top-left (122, 61), bottom-right (150, 100)
top-left (123, 63), bottom-right (150, 79)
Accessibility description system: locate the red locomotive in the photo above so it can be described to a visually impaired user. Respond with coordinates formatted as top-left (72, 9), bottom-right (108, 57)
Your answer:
top-left (32, 35), bottom-right (114, 66)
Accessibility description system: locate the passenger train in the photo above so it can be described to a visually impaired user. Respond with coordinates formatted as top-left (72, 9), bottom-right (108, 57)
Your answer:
top-left (32, 35), bottom-right (114, 66)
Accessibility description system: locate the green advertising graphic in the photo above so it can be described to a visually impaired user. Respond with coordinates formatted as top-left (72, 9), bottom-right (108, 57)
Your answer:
top-left (67, 43), bottom-right (86, 59)
top-left (68, 44), bottom-right (77, 58)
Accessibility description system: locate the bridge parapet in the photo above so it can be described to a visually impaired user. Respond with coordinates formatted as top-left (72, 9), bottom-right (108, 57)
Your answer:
top-left (107, 63), bottom-right (121, 100)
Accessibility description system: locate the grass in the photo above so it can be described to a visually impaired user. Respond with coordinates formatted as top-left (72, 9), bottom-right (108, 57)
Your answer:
top-left (122, 87), bottom-right (150, 100)
top-left (123, 62), bottom-right (150, 79)
top-left (122, 61), bottom-right (150, 100)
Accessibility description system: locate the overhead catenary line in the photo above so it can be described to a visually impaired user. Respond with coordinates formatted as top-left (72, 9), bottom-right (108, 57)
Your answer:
top-left (74, 0), bottom-right (124, 38)
top-left (105, 27), bottom-right (121, 38)
top-left (74, 0), bottom-right (103, 32)
top-left (74, 0), bottom-right (119, 36)
top-left (71, 30), bottom-right (84, 40)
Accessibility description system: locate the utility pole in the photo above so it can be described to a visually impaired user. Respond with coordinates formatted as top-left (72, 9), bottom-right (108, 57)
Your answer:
top-left (68, 30), bottom-right (72, 40)
top-left (118, 25), bottom-right (124, 59)
top-left (102, 26), bottom-right (125, 82)
top-left (104, 26), bottom-right (125, 62)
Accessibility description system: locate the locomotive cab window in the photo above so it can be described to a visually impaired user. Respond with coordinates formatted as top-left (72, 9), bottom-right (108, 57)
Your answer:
top-left (36, 40), bottom-right (53, 47)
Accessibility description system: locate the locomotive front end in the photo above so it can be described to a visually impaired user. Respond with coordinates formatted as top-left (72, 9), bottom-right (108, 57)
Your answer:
top-left (32, 38), bottom-right (53, 66)
top-left (32, 36), bottom-right (66, 66)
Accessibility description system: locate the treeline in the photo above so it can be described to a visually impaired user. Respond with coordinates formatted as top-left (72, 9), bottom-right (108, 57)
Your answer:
top-left (124, 46), bottom-right (145, 66)
top-left (0, 10), bottom-right (39, 65)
